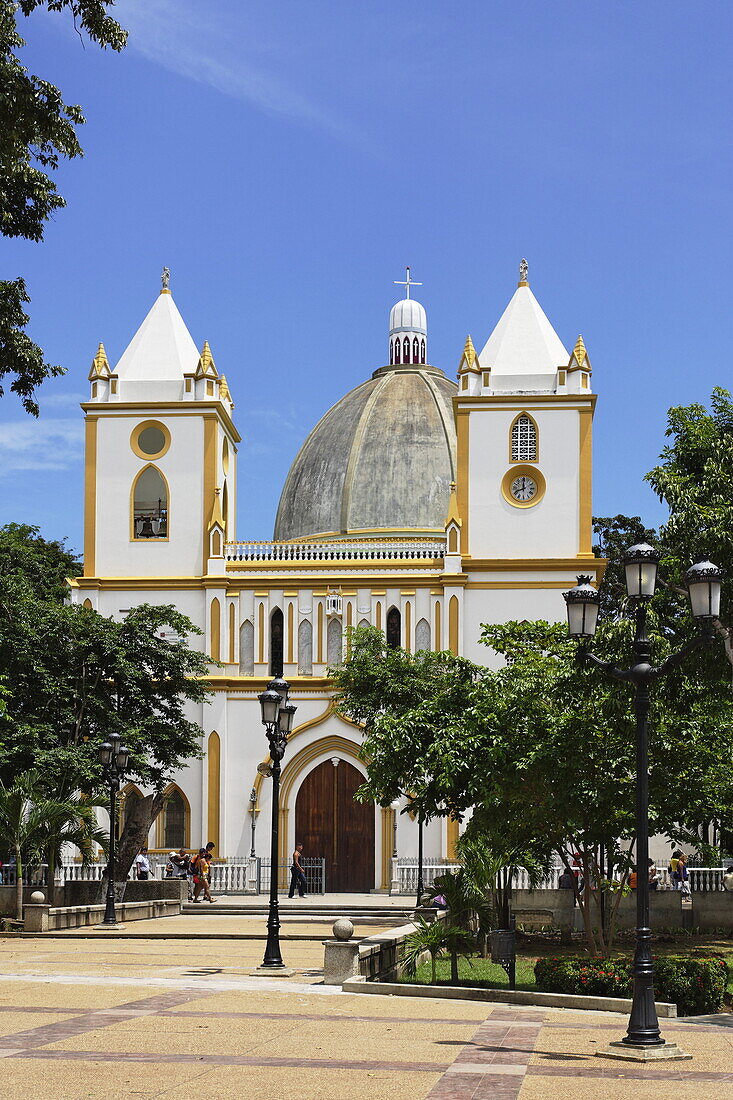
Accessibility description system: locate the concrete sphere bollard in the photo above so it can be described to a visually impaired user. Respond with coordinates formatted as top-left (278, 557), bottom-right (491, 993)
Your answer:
top-left (332, 917), bottom-right (354, 941)
top-left (30, 890), bottom-right (46, 904)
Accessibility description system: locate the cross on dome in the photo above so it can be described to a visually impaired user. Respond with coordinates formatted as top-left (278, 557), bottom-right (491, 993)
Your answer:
top-left (394, 266), bottom-right (422, 300)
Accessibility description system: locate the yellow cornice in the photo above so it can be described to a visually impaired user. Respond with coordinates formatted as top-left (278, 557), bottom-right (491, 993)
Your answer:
top-left (454, 393), bottom-right (597, 409)
top-left (81, 401), bottom-right (242, 444)
top-left (465, 556), bottom-right (605, 572)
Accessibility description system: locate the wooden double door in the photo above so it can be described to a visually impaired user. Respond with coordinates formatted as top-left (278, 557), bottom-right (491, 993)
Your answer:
top-left (295, 759), bottom-right (374, 892)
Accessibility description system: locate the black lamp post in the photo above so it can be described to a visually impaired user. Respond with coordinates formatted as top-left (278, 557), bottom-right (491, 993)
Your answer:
top-left (564, 547), bottom-right (723, 1057)
top-left (249, 786), bottom-right (258, 858)
top-left (257, 677), bottom-right (296, 969)
top-left (98, 732), bottom-right (130, 926)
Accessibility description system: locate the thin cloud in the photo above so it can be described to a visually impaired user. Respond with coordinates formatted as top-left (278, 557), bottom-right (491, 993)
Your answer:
top-left (116, 0), bottom-right (366, 149)
top-left (0, 419), bottom-right (84, 474)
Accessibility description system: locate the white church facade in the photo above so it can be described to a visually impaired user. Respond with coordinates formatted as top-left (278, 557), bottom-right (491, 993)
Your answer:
top-left (69, 265), bottom-right (603, 891)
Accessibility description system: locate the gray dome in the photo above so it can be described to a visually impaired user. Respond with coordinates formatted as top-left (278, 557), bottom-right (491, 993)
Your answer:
top-left (274, 364), bottom-right (457, 540)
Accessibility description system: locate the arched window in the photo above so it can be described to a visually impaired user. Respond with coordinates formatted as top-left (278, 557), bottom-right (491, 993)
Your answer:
top-left (510, 414), bottom-right (538, 462)
top-left (327, 617), bottom-right (343, 666)
top-left (415, 617), bottom-right (431, 652)
top-left (403, 337), bottom-right (410, 363)
top-left (222, 481), bottom-right (229, 536)
top-left (162, 786), bottom-right (188, 850)
top-left (270, 608), bottom-right (283, 677)
top-left (298, 619), bottom-right (313, 675)
top-left (420, 338), bottom-right (426, 362)
top-left (386, 606), bottom-right (401, 649)
top-left (132, 465), bottom-right (168, 539)
top-left (413, 337), bottom-right (419, 363)
top-left (118, 784), bottom-right (143, 841)
top-left (394, 339), bottom-right (401, 364)
top-left (239, 620), bottom-right (254, 675)
top-left (389, 339), bottom-right (394, 365)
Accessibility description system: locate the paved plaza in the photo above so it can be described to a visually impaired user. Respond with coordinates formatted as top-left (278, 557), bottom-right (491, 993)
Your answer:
top-left (0, 917), bottom-right (730, 1098)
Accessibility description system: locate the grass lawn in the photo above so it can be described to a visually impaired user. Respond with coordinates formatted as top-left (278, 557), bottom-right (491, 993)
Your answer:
top-left (399, 939), bottom-right (733, 996)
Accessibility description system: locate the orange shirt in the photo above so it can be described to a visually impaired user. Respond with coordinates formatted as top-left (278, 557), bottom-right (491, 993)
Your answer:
top-left (629, 871), bottom-right (638, 889)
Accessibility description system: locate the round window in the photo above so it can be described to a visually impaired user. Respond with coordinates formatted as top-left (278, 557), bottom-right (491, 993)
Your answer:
top-left (131, 421), bottom-right (170, 460)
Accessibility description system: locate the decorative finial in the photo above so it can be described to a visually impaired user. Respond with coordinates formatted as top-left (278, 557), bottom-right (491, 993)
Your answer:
top-left (450, 480), bottom-right (457, 492)
top-left (161, 266), bottom-right (170, 292)
top-left (394, 266), bottom-right (423, 300)
top-left (518, 258), bottom-right (529, 286)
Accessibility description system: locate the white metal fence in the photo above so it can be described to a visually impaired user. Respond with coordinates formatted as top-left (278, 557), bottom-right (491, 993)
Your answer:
top-left (393, 861), bottom-right (730, 894)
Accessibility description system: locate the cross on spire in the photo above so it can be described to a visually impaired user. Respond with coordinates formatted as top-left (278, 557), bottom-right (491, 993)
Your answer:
top-left (394, 266), bottom-right (422, 300)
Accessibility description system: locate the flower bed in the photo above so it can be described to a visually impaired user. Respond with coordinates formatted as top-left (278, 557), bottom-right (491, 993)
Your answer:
top-left (535, 953), bottom-right (729, 1015)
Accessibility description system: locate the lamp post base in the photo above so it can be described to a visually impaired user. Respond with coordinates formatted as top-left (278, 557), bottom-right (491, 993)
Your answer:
top-left (251, 966), bottom-right (296, 977)
top-left (93, 923), bottom-right (126, 930)
top-left (597, 1042), bottom-right (691, 1062)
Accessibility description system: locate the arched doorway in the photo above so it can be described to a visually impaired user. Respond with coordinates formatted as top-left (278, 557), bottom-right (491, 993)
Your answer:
top-left (295, 759), bottom-right (374, 892)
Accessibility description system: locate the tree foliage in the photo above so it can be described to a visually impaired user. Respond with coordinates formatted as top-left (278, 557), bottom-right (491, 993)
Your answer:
top-left (0, 0), bottom-right (127, 414)
top-left (0, 524), bottom-right (211, 876)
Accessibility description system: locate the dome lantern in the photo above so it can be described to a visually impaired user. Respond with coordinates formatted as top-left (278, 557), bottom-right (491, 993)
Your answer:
top-left (389, 267), bottom-right (427, 366)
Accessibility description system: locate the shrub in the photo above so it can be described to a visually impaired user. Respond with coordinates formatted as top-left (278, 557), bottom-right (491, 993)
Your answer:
top-left (535, 954), bottom-right (729, 1015)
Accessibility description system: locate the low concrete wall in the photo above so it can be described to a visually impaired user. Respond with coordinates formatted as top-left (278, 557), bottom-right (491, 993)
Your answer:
top-left (357, 922), bottom-right (420, 981)
top-left (59, 879), bottom-right (187, 908)
top-left (0, 887), bottom-right (49, 918)
top-left (512, 888), bottom-right (684, 932)
top-left (24, 898), bottom-right (180, 932)
top-left (691, 892), bottom-right (733, 932)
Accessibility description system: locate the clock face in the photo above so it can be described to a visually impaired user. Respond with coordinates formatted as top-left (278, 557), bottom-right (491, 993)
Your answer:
top-left (510, 475), bottom-right (537, 502)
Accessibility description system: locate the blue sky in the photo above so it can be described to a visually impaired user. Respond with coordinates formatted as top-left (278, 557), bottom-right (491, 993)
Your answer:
top-left (3, 0), bottom-right (733, 554)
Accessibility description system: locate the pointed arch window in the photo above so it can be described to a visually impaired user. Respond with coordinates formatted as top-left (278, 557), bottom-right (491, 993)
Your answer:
top-left (390, 339), bottom-right (394, 365)
top-left (394, 339), bottom-right (401, 364)
top-left (412, 337), bottom-right (419, 363)
top-left (327, 617), bottom-right (343, 666)
top-left (132, 465), bottom-right (168, 539)
top-left (298, 619), bottom-right (313, 675)
top-left (270, 608), bottom-right (284, 677)
top-left (386, 606), bottom-right (401, 649)
top-left (420, 338), bottom-right (426, 362)
top-left (403, 337), bottom-right (410, 363)
top-left (510, 414), bottom-right (538, 463)
top-left (162, 786), bottom-right (188, 849)
top-left (239, 619), bottom-right (254, 675)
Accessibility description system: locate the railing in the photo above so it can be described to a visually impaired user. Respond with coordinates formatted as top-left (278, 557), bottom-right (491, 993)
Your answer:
top-left (396, 858), bottom-right (460, 895)
top-left (225, 539), bottom-right (446, 563)
top-left (257, 857), bottom-right (326, 895)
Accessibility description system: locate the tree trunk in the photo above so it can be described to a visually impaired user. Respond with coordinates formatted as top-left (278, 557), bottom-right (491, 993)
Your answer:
top-left (114, 793), bottom-right (164, 880)
top-left (15, 848), bottom-right (23, 922)
top-left (450, 952), bottom-right (459, 984)
top-left (431, 952), bottom-right (437, 984)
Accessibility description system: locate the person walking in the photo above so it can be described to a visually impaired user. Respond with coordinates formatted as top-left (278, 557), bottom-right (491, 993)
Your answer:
top-left (191, 848), bottom-right (216, 903)
top-left (648, 857), bottom-right (659, 891)
top-left (676, 853), bottom-right (691, 898)
top-left (288, 843), bottom-right (307, 898)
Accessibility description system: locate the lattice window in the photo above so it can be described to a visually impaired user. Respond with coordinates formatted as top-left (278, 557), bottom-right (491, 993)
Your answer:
top-left (511, 415), bottom-right (537, 462)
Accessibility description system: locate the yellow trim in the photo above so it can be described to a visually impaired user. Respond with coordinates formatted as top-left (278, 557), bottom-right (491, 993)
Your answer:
top-left (130, 464), bottom-right (170, 542)
top-left (251, 704), bottom-right (362, 804)
top-left (405, 600), bottom-right (411, 652)
top-left (456, 409), bottom-right (469, 556)
top-left (207, 731), bottom-right (221, 851)
top-left (228, 602), bottom-right (236, 664)
top-left (448, 595), bottom-right (459, 654)
top-left (130, 420), bottom-right (171, 461)
top-left (210, 597), bottom-right (221, 662)
top-left (456, 393), bottom-right (597, 409)
top-left (508, 411), bottom-right (539, 464)
top-left (501, 464), bottom-right (547, 509)
top-left (381, 806), bottom-right (393, 890)
top-left (287, 602), bottom-right (294, 664)
top-left (258, 602), bottom-right (265, 665)
top-left (579, 407), bottom-right (593, 555)
top-left (466, 580), bottom-right (584, 589)
top-left (83, 418), bottom-right (97, 576)
top-left (81, 402), bottom-right (242, 445)
top-left (317, 602), bottom-right (324, 663)
top-left (203, 418), bottom-right (217, 566)
top-left (446, 817), bottom-right (460, 859)
top-left (375, 601), bottom-right (382, 630)
top-left (465, 557), bottom-right (602, 571)
top-left (434, 600), bottom-right (441, 649)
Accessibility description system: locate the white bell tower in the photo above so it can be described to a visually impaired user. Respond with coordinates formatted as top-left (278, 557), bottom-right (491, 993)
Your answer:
top-left (81, 272), bottom-right (239, 580)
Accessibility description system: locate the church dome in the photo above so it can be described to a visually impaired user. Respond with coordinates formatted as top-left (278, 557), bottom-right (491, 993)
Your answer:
top-left (389, 297), bottom-right (427, 335)
top-left (274, 362), bottom-right (457, 541)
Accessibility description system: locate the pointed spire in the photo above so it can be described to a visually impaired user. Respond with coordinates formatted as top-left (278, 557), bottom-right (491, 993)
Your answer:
top-left (219, 374), bottom-right (232, 404)
top-left (208, 487), bottom-right (224, 531)
top-left (195, 340), bottom-right (218, 379)
top-left (457, 334), bottom-right (480, 375)
top-left (568, 334), bottom-right (591, 373)
top-left (444, 480), bottom-right (462, 528)
top-left (88, 342), bottom-right (110, 380)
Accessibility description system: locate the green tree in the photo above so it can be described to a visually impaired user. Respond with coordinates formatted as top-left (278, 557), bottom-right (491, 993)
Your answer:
top-left (647, 387), bottom-right (733, 673)
top-left (1, 1), bottom-right (127, 414)
top-left (0, 525), bottom-right (212, 878)
top-left (0, 770), bottom-right (106, 918)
